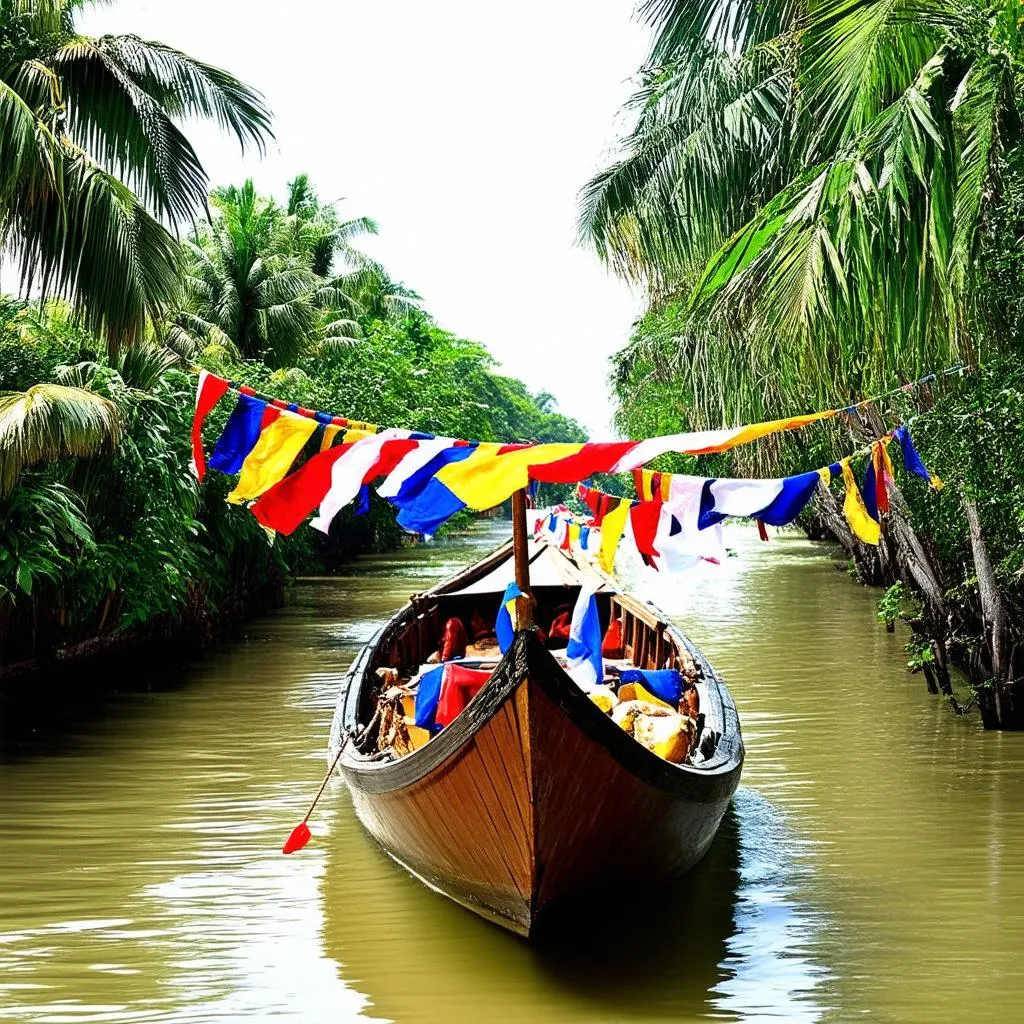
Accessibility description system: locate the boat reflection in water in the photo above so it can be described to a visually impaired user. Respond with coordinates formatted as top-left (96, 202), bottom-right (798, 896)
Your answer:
top-left (320, 783), bottom-right (829, 1023)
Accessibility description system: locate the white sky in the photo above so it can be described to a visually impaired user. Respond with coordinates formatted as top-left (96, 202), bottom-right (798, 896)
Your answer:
top-left (79, 0), bottom-right (650, 436)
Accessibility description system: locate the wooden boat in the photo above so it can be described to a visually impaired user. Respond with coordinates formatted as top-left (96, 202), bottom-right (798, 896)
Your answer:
top-left (329, 515), bottom-right (744, 937)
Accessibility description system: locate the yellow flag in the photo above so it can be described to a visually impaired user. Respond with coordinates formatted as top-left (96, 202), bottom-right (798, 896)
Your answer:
top-left (840, 458), bottom-right (880, 546)
top-left (319, 424), bottom-right (344, 452)
top-left (436, 442), bottom-right (584, 510)
top-left (227, 412), bottom-right (318, 504)
top-left (598, 499), bottom-right (631, 573)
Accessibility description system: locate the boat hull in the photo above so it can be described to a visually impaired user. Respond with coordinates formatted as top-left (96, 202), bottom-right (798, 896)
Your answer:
top-left (337, 630), bottom-right (741, 936)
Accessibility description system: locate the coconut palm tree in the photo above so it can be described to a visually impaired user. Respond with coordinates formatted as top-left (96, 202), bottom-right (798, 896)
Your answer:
top-left (170, 177), bottom-right (422, 365)
top-left (582, 0), bottom-right (1024, 409)
top-left (0, 0), bottom-right (273, 353)
top-left (169, 180), bottom-right (330, 366)
top-left (284, 173), bottom-right (422, 323)
top-left (285, 173), bottom-right (380, 278)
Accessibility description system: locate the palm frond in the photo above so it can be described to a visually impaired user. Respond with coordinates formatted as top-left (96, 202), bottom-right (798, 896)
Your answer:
top-left (0, 382), bottom-right (123, 494)
top-left (7, 146), bottom-right (183, 352)
top-left (112, 342), bottom-right (178, 390)
top-left (950, 55), bottom-right (1008, 288)
top-left (0, 79), bottom-right (59, 206)
top-left (799, 0), bottom-right (944, 156)
top-left (92, 34), bottom-right (273, 153)
top-left (639, 0), bottom-right (805, 57)
top-left (48, 36), bottom-right (211, 225)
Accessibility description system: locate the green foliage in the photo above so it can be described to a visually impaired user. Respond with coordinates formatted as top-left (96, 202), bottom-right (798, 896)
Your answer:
top-left (877, 581), bottom-right (921, 626)
top-left (584, 0), bottom-right (1024, 430)
top-left (905, 633), bottom-right (935, 672)
top-left (908, 359), bottom-right (1024, 604)
top-left (167, 176), bottom-right (424, 368)
top-left (0, 183), bottom-right (587, 663)
top-left (0, 0), bottom-right (272, 351)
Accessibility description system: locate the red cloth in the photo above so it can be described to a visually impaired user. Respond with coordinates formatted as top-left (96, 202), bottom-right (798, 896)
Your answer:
top-left (191, 372), bottom-right (230, 481)
top-left (548, 610), bottom-right (571, 644)
top-left (629, 500), bottom-right (661, 559)
top-left (435, 665), bottom-right (492, 727)
top-left (362, 438), bottom-right (421, 485)
top-left (251, 442), bottom-right (356, 535)
top-left (439, 617), bottom-right (468, 662)
top-left (757, 518), bottom-right (770, 542)
top-left (601, 619), bottom-right (624, 658)
top-left (873, 444), bottom-right (891, 515)
top-left (529, 442), bottom-right (638, 483)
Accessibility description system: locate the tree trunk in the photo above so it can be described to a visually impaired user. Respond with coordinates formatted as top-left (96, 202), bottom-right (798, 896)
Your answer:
top-left (963, 495), bottom-right (1021, 728)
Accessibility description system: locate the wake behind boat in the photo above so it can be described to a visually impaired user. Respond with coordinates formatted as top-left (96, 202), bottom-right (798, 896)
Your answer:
top-left (328, 531), bottom-right (744, 936)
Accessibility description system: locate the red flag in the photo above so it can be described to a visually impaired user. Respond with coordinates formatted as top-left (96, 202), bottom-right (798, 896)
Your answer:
top-left (529, 442), bottom-right (639, 483)
top-left (630, 500), bottom-right (662, 560)
top-left (251, 442), bottom-right (356, 535)
top-left (873, 443), bottom-right (891, 515)
top-left (190, 372), bottom-right (230, 481)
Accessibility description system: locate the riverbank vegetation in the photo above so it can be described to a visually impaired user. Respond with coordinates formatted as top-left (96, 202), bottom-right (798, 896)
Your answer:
top-left (0, 2), bottom-right (582, 678)
top-left (584, 0), bottom-right (1024, 727)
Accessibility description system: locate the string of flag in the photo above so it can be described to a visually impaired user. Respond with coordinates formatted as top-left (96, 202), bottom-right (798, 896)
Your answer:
top-left (540, 425), bottom-right (942, 573)
top-left (190, 367), bottom-right (957, 542)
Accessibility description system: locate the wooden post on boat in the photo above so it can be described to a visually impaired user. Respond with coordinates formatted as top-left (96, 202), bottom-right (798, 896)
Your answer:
top-left (511, 487), bottom-right (535, 628)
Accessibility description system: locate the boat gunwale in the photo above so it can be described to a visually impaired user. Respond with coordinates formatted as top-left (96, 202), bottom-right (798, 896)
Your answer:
top-left (331, 540), bottom-right (743, 799)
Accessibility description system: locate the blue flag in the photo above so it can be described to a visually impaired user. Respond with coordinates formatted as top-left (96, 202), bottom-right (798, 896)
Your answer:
top-left (496, 581), bottom-right (524, 654)
top-left (565, 584), bottom-right (603, 688)
top-left (414, 665), bottom-right (446, 731)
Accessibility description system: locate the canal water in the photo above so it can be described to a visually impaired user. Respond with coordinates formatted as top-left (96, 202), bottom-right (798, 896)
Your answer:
top-left (2, 522), bottom-right (1023, 1023)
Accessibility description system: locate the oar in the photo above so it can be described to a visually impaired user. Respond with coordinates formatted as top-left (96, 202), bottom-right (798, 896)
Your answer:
top-left (282, 743), bottom-right (346, 855)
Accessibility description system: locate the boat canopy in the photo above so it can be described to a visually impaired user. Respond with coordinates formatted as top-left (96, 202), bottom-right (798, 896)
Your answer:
top-left (445, 539), bottom-right (611, 596)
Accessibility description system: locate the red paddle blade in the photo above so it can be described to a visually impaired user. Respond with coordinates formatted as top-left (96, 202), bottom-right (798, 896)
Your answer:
top-left (282, 821), bottom-right (312, 855)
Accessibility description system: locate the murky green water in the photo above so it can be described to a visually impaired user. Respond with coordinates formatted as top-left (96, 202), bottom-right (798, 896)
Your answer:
top-left (2, 522), bottom-right (1023, 1023)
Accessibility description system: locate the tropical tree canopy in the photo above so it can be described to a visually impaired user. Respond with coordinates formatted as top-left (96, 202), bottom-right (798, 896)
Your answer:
top-left (169, 177), bottom-right (420, 367)
top-left (582, 0), bottom-right (1024, 426)
top-left (0, 0), bottom-right (273, 352)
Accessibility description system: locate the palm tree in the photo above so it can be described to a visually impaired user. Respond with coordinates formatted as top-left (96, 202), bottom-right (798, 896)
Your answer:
top-left (171, 177), bottom-right (422, 365)
top-left (581, 0), bottom-right (1024, 416)
top-left (285, 173), bottom-right (380, 278)
top-left (0, 0), bottom-right (273, 353)
top-left (170, 180), bottom-right (331, 366)
top-left (284, 173), bottom-right (422, 322)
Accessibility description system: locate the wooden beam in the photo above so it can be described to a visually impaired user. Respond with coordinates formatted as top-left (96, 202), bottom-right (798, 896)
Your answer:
top-left (511, 488), bottom-right (534, 628)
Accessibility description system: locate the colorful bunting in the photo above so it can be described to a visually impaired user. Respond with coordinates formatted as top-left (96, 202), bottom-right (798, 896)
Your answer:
top-left (894, 425), bottom-right (943, 489)
top-left (208, 392), bottom-right (268, 475)
top-left (251, 441), bottom-right (357, 535)
top-left (841, 458), bottom-right (881, 545)
top-left (191, 372), bottom-right (948, 556)
top-left (310, 428), bottom-right (417, 534)
top-left (597, 497), bottom-right (631, 574)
